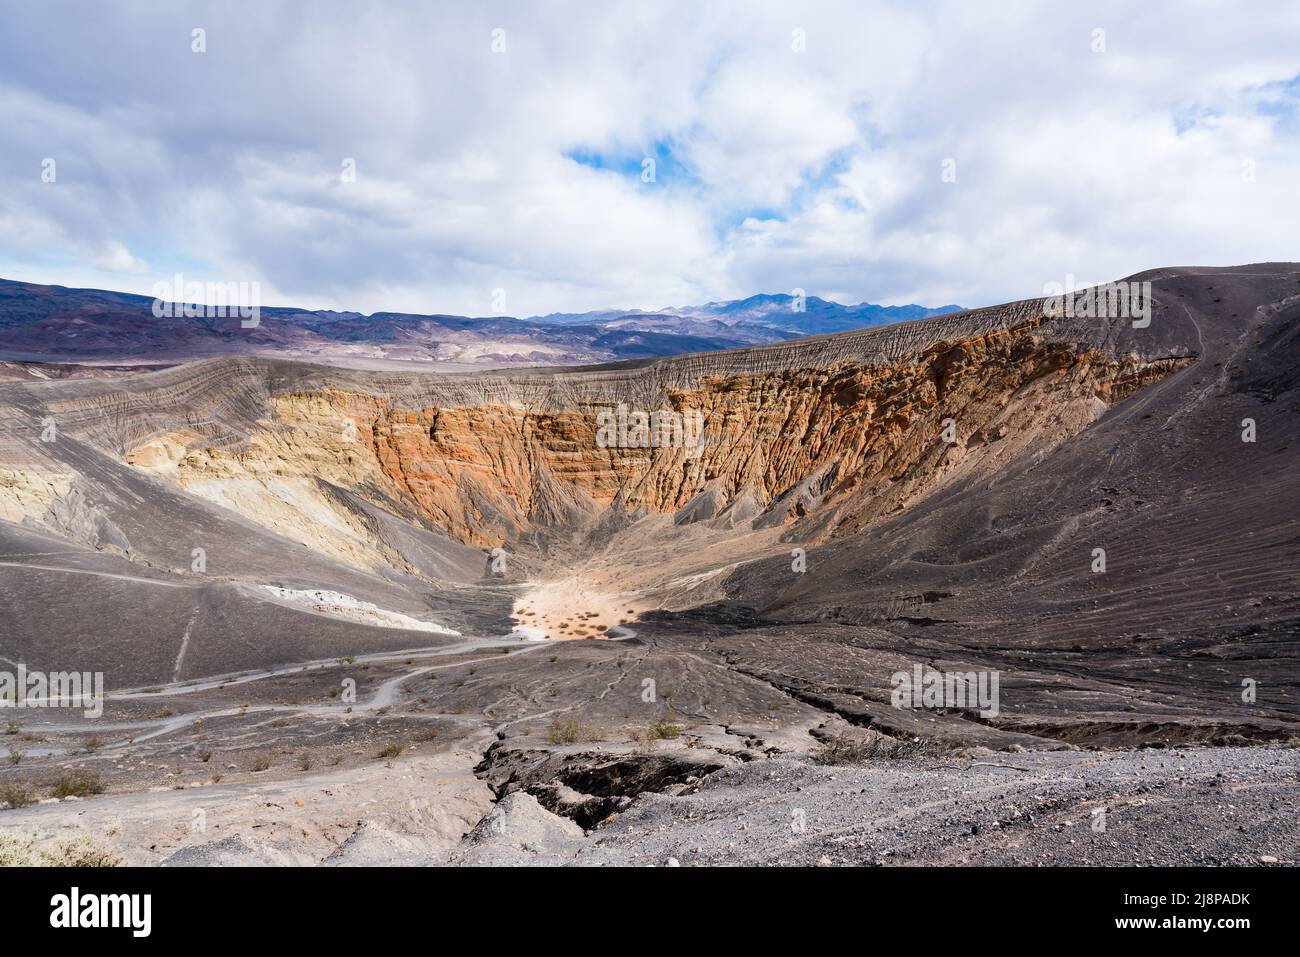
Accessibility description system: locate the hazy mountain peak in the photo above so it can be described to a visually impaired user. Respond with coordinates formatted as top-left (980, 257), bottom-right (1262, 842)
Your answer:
top-left (0, 276), bottom-right (963, 368)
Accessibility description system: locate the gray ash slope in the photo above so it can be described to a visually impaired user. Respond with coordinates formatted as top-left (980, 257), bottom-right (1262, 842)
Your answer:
top-left (706, 264), bottom-right (1300, 748)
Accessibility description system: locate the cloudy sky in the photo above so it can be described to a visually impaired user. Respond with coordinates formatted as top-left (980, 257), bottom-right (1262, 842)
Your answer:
top-left (2, 1), bottom-right (1298, 317)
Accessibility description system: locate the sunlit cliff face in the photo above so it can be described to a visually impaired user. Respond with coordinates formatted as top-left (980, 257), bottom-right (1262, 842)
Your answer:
top-left (111, 317), bottom-right (1188, 577)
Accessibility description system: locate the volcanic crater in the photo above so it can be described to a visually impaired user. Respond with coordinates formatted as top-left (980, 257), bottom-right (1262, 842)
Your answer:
top-left (1, 264), bottom-right (1297, 865)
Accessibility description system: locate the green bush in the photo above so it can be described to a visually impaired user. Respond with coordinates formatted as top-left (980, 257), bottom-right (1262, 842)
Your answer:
top-left (1, 780), bottom-right (37, 809)
top-left (647, 719), bottom-right (680, 740)
top-left (547, 717), bottom-right (603, 744)
top-left (49, 768), bottom-right (105, 799)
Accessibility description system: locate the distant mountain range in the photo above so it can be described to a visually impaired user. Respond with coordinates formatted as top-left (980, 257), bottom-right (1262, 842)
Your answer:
top-left (0, 277), bottom-right (962, 369)
top-left (532, 293), bottom-right (963, 338)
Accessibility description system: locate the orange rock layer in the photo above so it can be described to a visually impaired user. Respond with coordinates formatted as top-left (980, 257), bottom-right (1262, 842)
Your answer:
top-left (175, 319), bottom-right (1189, 552)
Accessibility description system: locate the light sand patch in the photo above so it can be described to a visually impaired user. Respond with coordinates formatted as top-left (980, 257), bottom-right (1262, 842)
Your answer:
top-left (124, 416), bottom-right (405, 574)
top-left (0, 468), bottom-right (73, 525)
top-left (259, 585), bottom-right (460, 635)
top-left (511, 576), bottom-right (646, 641)
top-left (123, 431), bottom-right (197, 472)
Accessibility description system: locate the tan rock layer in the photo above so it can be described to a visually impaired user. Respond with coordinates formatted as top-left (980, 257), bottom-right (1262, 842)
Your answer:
top-left (128, 319), bottom-right (1191, 558)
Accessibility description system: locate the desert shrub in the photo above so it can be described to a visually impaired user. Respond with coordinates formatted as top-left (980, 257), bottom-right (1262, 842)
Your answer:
top-left (375, 741), bottom-right (404, 760)
top-left (1, 780), bottom-right (37, 809)
top-left (647, 718), bottom-right (680, 740)
top-left (0, 829), bottom-right (123, 867)
top-left (38, 833), bottom-right (124, 867)
top-left (0, 831), bottom-right (36, 866)
top-left (249, 754), bottom-right (272, 772)
top-left (547, 717), bottom-right (603, 745)
top-left (49, 768), bottom-right (104, 799)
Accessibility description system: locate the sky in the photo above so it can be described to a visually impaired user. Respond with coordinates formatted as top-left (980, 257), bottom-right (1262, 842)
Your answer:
top-left (1, 0), bottom-right (1298, 318)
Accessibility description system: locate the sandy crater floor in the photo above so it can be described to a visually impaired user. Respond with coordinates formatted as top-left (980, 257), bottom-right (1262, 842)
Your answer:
top-left (510, 576), bottom-right (646, 640)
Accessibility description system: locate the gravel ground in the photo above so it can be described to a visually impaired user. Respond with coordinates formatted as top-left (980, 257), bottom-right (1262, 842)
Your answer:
top-left (458, 746), bottom-right (1299, 867)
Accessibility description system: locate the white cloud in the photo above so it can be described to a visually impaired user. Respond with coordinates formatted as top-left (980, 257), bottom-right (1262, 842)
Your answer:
top-left (0, 0), bottom-right (1296, 315)
top-left (90, 240), bottom-right (147, 274)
